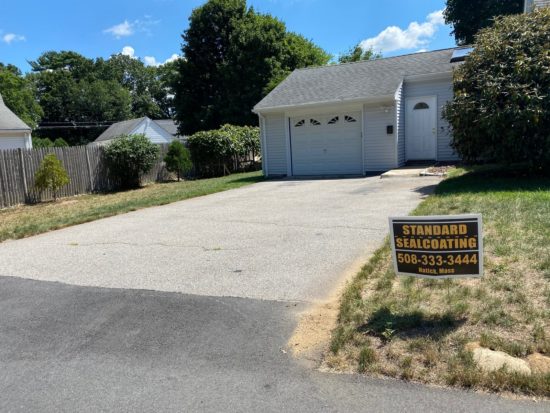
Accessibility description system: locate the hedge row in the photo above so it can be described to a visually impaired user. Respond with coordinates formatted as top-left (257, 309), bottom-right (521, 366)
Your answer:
top-left (187, 124), bottom-right (261, 177)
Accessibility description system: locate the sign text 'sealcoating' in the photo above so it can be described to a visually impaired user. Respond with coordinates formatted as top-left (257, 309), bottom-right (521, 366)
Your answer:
top-left (389, 214), bottom-right (483, 279)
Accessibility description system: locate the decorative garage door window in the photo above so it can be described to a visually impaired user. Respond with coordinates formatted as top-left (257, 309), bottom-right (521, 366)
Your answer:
top-left (294, 119), bottom-right (305, 127)
top-left (413, 102), bottom-right (430, 110)
top-left (328, 116), bottom-right (339, 125)
top-left (310, 118), bottom-right (321, 126)
top-left (344, 115), bottom-right (357, 123)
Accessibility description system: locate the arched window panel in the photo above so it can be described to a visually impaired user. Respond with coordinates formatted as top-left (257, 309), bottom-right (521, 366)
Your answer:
top-left (328, 116), bottom-right (339, 125)
top-left (310, 118), bottom-right (321, 126)
top-left (294, 119), bottom-right (305, 127)
top-left (344, 115), bottom-right (357, 123)
top-left (413, 102), bottom-right (430, 110)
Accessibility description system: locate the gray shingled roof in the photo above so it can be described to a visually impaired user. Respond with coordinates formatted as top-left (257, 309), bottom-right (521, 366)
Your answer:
top-left (254, 48), bottom-right (458, 111)
top-left (95, 117), bottom-right (146, 142)
top-left (154, 119), bottom-right (178, 136)
top-left (0, 94), bottom-right (31, 131)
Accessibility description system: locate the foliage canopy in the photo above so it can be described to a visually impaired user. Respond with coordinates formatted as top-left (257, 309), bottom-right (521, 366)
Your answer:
top-left (34, 154), bottom-right (70, 201)
top-left (164, 140), bottom-right (193, 180)
top-left (443, 9), bottom-right (550, 172)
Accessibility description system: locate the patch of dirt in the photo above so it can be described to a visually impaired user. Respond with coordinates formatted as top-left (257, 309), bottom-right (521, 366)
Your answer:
top-left (287, 254), bottom-right (369, 364)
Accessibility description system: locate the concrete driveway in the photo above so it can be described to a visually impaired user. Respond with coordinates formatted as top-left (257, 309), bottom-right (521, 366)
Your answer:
top-left (1, 176), bottom-right (547, 412)
top-left (0, 176), bottom-right (438, 301)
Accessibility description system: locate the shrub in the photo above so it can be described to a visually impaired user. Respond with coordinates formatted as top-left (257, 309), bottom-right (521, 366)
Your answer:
top-left (443, 9), bottom-right (550, 172)
top-left (164, 140), bottom-right (193, 181)
top-left (186, 124), bottom-right (260, 177)
top-left (53, 138), bottom-right (69, 147)
top-left (104, 134), bottom-right (159, 189)
top-left (34, 153), bottom-right (70, 201)
top-left (32, 137), bottom-right (54, 148)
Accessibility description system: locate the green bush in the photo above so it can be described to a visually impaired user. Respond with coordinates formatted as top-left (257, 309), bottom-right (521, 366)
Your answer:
top-left (164, 140), bottom-right (193, 180)
top-left (32, 137), bottom-right (54, 148)
top-left (104, 134), bottom-right (159, 189)
top-left (34, 153), bottom-right (70, 201)
top-left (186, 124), bottom-right (260, 177)
top-left (53, 138), bottom-right (69, 147)
top-left (443, 9), bottom-right (550, 172)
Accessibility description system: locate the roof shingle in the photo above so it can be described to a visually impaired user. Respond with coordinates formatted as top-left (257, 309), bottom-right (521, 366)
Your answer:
top-left (0, 94), bottom-right (31, 131)
top-left (254, 48), bottom-right (459, 111)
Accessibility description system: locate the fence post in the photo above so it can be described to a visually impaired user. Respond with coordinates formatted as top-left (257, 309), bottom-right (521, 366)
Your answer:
top-left (18, 148), bottom-right (29, 202)
top-left (85, 146), bottom-right (94, 192)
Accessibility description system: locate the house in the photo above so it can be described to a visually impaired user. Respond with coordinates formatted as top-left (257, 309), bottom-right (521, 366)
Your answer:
top-left (0, 93), bottom-right (32, 150)
top-left (92, 116), bottom-right (175, 146)
top-left (253, 48), bottom-right (467, 177)
top-left (154, 119), bottom-right (187, 143)
top-left (524, 0), bottom-right (550, 12)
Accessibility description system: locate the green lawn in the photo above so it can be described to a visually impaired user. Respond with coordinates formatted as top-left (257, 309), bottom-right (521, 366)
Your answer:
top-left (0, 171), bottom-right (263, 243)
top-left (327, 166), bottom-right (550, 397)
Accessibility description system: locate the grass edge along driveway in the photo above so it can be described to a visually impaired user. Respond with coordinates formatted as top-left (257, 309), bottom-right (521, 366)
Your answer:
top-left (326, 166), bottom-right (550, 398)
top-left (0, 171), bottom-right (263, 243)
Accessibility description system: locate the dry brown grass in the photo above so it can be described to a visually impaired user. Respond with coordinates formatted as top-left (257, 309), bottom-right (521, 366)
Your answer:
top-left (326, 166), bottom-right (550, 397)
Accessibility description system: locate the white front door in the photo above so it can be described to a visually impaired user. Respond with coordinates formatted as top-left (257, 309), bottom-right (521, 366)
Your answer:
top-left (405, 96), bottom-right (437, 160)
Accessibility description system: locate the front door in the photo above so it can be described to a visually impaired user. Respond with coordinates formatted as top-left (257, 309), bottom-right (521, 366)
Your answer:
top-left (405, 96), bottom-right (437, 160)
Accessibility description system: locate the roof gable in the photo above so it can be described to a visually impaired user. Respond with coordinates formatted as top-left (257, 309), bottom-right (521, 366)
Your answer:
top-left (254, 48), bottom-right (459, 112)
top-left (94, 117), bottom-right (147, 142)
top-left (0, 94), bottom-right (31, 131)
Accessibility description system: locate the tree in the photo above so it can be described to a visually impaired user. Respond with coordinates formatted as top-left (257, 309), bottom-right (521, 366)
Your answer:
top-left (174, 0), bottom-right (330, 135)
top-left (0, 63), bottom-right (43, 128)
top-left (338, 44), bottom-right (381, 64)
top-left (164, 140), bottom-right (193, 180)
top-left (34, 154), bottom-right (70, 201)
top-left (104, 134), bottom-right (160, 188)
top-left (444, 0), bottom-right (523, 45)
top-left (443, 9), bottom-right (550, 172)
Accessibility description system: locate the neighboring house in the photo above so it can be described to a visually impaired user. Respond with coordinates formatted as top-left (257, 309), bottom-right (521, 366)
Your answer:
top-left (253, 48), bottom-right (468, 177)
top-left (525, 0), bottom-right (550, 12)
top-left (0, 94), bottom-right (32, 150)
top-left (92, 116), bottom-right (175, 146)
top-left (154, 119), bottom-right (187, 143)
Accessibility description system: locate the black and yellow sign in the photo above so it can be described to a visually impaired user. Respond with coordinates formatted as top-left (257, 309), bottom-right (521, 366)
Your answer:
top-left (389, 214), bottom-right (483, 278)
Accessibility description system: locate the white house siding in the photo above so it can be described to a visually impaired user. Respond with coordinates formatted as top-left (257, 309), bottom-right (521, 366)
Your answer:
top-left (404, 78), bottom-right (458, 161)
top-left (263, 113), bottom-right (287, 176)
top-left (131, 119), bottom-right (173, 144)
top-left (0, 132), bottom-right (32, 150)
top-left (364, 104), bottom-right (397, 171)
top-left (395, 83), bottom-right (406, 166)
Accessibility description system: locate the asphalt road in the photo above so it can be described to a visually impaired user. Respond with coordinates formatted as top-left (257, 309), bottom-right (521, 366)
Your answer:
top-left (1, 277), bottom-right (547, 412)
top-left (0, 177), bottom-right (547, 412)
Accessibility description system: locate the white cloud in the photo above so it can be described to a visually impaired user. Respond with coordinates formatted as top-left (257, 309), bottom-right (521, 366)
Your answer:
top-left (2, 33), bottom-right (26, 44)
top-left (143, 56), bottom-right (159, 66)
top-left (121, 46), bottom-right (136, 58)
top-left (164, 54), bottom-right (179, 64)
top-left (104, 20), bottom-right (133, 38)
top-left (359, 9), bottom-right (446, 54)
top-left (103, 17), bottom-right (160, 39)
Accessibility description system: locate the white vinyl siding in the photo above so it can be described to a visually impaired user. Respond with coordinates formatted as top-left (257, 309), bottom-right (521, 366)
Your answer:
top-left (404, 78), bottom-right (458, 161)
top-left (0, 132), bottom-right (31, 150)
top-left (264, 113), bottom-right (287, 176)
top-left (364, 104), bottom-right (397, 171)
top-left (131, 118), bottom-right (174, 144)
top-left (395, 83), bottom-right (405, 166)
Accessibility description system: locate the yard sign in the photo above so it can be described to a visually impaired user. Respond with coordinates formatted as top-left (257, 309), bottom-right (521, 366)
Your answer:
top-left (389, 214), bottom-right (483, 279)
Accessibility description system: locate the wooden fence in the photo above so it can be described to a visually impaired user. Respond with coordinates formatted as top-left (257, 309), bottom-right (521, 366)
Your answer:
top-left (0, 144), bottom-right (170, 209)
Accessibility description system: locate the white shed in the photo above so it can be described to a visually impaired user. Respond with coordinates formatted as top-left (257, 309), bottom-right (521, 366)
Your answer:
top-left (92, 116), bottom-right (175, 146)
top-left (0, 94), bottom-right (32, 150)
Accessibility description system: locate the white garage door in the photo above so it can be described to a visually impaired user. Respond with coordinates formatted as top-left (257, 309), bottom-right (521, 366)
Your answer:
top-left (0, 136), bottom-right (26, 151)
top-left (290, 112), bottom-right (362, 175)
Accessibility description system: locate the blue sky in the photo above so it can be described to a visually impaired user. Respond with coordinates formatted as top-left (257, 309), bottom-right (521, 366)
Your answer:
top-left (0, 0), bottom-right (455, 72)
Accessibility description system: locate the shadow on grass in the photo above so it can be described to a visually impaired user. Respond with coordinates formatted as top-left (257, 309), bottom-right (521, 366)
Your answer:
top-left (358, 307), bottom-right (466, 340)
top-left (436, 164), bottom-right (550, 196)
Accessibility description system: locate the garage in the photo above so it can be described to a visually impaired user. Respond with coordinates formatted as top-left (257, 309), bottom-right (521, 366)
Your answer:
top-left (290, 111), bottom-right (362, 176)
top-left (0, 136), bottom-right (27, 151)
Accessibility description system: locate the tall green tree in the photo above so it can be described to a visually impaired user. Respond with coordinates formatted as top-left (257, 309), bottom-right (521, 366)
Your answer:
top-left (338, 44), bottom-right (381, 64)
top-left (174, 0), bottom-right (330, 135)
top-left (444, 0), bottom-right (523, 45)
top-left (0, 63), bottom-right (43, 128)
